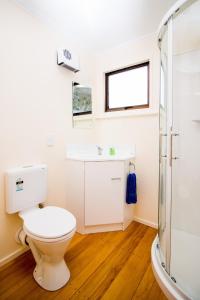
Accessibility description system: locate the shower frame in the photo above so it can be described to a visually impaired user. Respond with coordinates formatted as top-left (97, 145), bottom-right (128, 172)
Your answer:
top-left (151, 0), bottom-right (198, 299)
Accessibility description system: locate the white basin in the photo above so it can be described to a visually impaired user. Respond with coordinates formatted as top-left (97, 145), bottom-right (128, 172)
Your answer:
top-left (66, 144), bottom-right (135, 162)
top-left (67, 153), bottom-right (134, 161)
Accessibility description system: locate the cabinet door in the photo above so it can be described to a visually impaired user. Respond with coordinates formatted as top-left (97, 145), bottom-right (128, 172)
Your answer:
top-left (85, 161), bottom-right (124, 226)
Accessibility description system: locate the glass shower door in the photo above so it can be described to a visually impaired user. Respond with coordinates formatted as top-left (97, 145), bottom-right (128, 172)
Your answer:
top-left (170, 1), bottom-right (200, 298)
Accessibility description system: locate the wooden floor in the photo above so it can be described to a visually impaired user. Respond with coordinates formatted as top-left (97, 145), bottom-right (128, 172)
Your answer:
top-left (0, 222), bottom-right (167, 300)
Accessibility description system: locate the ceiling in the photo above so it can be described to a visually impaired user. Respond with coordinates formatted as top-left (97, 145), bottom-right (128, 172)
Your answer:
top-left (13, 0), bottom-right (177, 52)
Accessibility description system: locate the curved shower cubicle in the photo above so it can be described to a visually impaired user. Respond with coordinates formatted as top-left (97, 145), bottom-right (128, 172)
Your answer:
top-left (151, 0), bottom-right (200, 299)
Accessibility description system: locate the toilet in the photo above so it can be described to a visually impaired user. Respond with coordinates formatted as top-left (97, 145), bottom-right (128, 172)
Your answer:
top-left (5, 164), bottom-right (76, 291)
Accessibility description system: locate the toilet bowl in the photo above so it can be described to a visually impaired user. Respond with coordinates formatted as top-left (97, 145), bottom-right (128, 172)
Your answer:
top-left (5, 164), bottom-right (76, 291)
top-left (19, 206), bottom-right (76, 291)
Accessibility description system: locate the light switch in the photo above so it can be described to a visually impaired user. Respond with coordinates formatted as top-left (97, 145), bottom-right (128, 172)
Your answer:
top-left (47, 135), bottom-right (55, 147)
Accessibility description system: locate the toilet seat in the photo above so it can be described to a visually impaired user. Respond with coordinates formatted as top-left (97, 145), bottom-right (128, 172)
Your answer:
top-left (21, 206), bottom-right (76, 242)
top-left (24, 226), bottom-right (76, 243)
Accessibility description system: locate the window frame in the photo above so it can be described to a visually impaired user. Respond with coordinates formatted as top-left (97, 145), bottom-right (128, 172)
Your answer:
top-left (105, 61), bottom-right (150, 112)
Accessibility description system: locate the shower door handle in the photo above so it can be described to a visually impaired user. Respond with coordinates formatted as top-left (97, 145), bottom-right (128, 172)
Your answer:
top-left (172, 156), bottom-right (179, 160)
top-left (169, 129), bottom-right (179, 166)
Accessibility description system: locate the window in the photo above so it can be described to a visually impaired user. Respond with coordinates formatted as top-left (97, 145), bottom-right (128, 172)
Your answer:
top-left (105, 61), bottom-right (149, 112)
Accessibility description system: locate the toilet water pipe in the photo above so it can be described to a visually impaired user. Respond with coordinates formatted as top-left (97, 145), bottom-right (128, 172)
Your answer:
top-left (26, 237), bottom-right (41, 265)
top-left (17, 228), bottom-right (41, 265)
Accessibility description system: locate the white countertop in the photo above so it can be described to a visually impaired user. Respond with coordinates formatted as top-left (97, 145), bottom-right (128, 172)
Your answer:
top-left (67, 154), bottom-right (135, 161)
top-left (66, 144), bottom-right (135, 162)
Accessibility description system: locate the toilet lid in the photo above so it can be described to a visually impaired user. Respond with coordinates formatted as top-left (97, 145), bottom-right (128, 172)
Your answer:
top-left (23, 206), bottom-right (76, 239)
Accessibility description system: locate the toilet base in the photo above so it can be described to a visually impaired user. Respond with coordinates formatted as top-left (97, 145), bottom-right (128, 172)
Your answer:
top-left (33, 258), bottom-right (70, 291)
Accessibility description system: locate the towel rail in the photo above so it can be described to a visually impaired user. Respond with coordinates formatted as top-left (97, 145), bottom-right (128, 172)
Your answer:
top-left (129, 161), bottom-right (135, 172)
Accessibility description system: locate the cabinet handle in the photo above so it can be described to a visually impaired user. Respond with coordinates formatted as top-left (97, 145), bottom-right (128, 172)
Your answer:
top-left (111, 177), bottom-right (121, 180)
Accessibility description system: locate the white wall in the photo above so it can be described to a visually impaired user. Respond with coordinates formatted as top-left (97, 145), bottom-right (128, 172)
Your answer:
top-left (93, 34), bottom-right (160, 227)
top-left (0, 1), bottom-right (160, 265)
top-left (0, 0), bottom-right (95, 264)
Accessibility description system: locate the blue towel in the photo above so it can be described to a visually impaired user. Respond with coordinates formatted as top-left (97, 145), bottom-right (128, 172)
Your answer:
top-left (126, 173), bottom-right (137, 204)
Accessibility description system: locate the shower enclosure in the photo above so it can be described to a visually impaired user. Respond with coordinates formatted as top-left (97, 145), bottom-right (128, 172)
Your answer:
top-left (151, 0), bottom-right (200, 299)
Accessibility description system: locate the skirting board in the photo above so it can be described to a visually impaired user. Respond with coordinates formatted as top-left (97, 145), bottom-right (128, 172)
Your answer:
top-left (134, 216), bottom-right (158, 229)
top-left (0, 246), bottom-right (29, 268)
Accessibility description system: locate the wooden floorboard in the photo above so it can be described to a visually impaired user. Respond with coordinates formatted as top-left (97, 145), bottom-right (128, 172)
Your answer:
top-left (0, 222), bottom-right (167, 300)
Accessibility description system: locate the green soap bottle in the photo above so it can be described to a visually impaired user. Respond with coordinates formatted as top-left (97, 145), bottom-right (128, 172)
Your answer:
top-left (109, 147), bottom-right (116, 156)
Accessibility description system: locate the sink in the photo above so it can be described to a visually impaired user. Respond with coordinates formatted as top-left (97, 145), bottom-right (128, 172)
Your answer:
top-left (66, 144), bottom-right (135, 161)
top-left (67, 153), bottom-right (134, 161)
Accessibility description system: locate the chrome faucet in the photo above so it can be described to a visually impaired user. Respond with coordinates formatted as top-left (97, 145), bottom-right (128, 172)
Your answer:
top-left (97, 145), bottom-right (103, 155)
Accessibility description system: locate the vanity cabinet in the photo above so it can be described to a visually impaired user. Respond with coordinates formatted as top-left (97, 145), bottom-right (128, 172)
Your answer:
top-left (66, 158), bottom-right (134, 234)
top-left (85, 161), bottom-right (124, 225)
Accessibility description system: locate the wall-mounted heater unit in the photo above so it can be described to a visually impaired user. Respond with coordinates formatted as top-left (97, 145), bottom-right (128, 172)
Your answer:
top-left (57, 48), bottom-right (80, 73)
